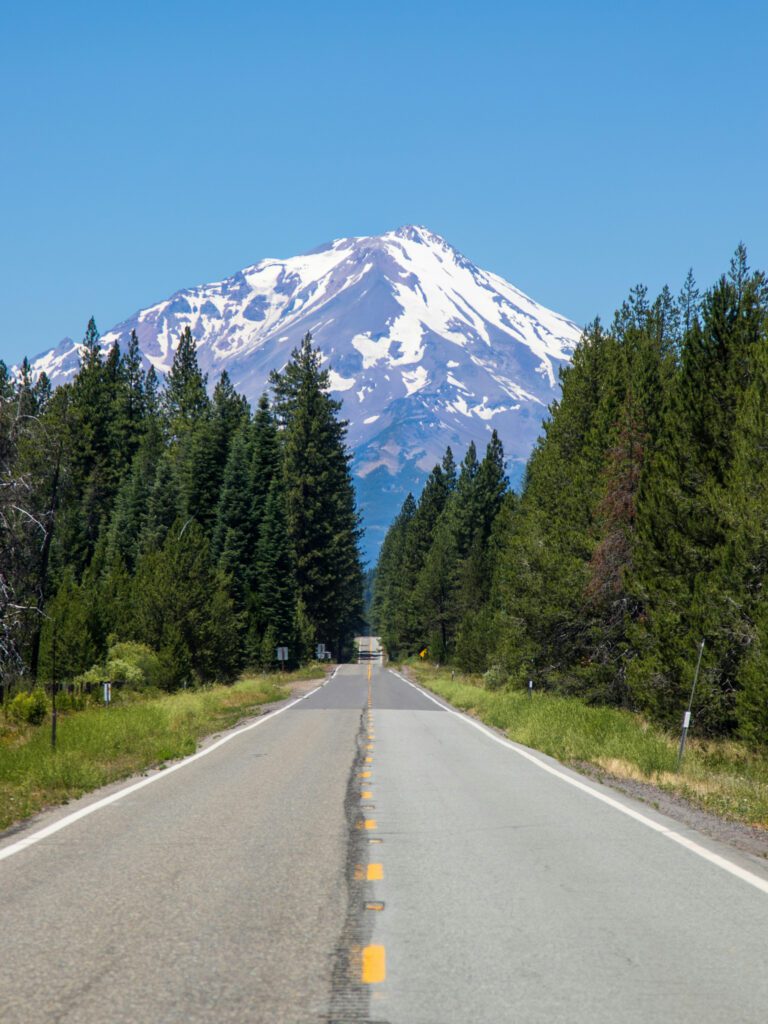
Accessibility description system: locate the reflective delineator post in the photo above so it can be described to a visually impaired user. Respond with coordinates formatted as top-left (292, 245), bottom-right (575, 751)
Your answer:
top-left (51, 626), bottom-right (57, 750)
top-left (677, 638), bottom-right (705, 771)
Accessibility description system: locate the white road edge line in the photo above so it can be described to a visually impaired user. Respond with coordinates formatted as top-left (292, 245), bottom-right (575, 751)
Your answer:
top-left (0, 682), bottom-right (325, 863)
top-left (390, 670), bottom-right (768, 896)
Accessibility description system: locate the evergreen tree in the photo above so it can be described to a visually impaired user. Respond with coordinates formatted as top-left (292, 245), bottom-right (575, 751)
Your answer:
top-left (213, 424), bottom-right (255, 608)
top-left (249, 395), bottom-right (281, 537)
top-left (56, 319), bottom-right (119, 575)
top-left (413, 510), bottom-right (460, 660)
top-left (164, 326), bottom-right (209, 433)
top-left (142, 453), bottom-right (183, 551)
top-left (371, 492), bottom-right (418, 657)
top-left (186, 371), bottom-right (249, 534)
top-left (250, 475), bottom-right (297, 659)
top-left (106, 419), bottom-right (165, 570)
top-left (630, 250), bottom-right (768, 728)
top-left (407, 459), bottom-right (453, 573)
top-left (38, 569), bottom-right (99, 681)
top-left (131, 520), bottom-right (241, 687)
top-left (270, 333), bottom-right (363, 655)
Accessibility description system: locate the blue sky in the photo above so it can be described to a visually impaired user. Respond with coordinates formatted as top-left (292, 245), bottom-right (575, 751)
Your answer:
top-left (1, 0), bottom-right (767, 365)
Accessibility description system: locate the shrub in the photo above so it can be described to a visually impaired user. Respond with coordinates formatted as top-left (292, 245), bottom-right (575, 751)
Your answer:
top-left (7, 689), bottom-right (49, 726)
top-left (103, 657), bottom-right (144, 687)
top-left (75, 640), bottom-right (165, 691)
top-left (483, 664), bottom-right (508, 691)
top-left (54, 690), bottom-right (87, 712)
top-left (107, 642), bottom-right (164, 688)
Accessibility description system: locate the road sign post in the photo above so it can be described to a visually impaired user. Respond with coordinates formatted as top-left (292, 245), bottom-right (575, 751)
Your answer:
top-left (276, 646), bottom-right (289, 672)
top-left (528, 679), bottom-right (533, 700)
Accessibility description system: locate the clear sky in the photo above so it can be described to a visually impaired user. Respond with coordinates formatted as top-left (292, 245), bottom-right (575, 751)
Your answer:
top-left (1, 0), bottom-right (767, 365)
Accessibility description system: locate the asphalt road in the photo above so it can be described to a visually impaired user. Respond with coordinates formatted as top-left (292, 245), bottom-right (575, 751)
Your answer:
top-left (2, 660), bottom-right (768, 1023)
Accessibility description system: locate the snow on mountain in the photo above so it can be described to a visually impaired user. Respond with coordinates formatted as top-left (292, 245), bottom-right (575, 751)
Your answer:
top-left (28, 226), bottom-right (582, 558)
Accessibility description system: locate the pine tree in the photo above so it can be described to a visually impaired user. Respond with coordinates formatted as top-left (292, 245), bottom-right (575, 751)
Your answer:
top-left (106, 418), bottom-right (165, 570)
top-left (57, 318), bottom-right (121, 575)
top-left (371, 492), bottom-right (417, 657)
top-left (250, 475), bottom-right (297, 658)
top-left (213, 424), bottom-right (255, 609)
top-left (162, 327), bottom-right (213, 530)
top-left (413, 510), bottom-right (459, 660)
top-left (407, 459), bottom-right (453, 573)
top-left (270, 333), bottom-right (363, 655)
top-left (186, 371), bottom-right (249, 535)
top-left (38, 569), bottom-right (99, 681)
top-left (630, 251), bottom-right (768, 728)
top-left (249, 395), bottom-right (281, 530)
top-left (131, 520), bottom-right (241, 687)
top-left (487, 321), bottom-right (616, 688)
top-left (142, 453), bottom-right (183, 551)
top-left (111, 330), bottom-right (150, 463)
top-left (679, 269), bottom-right (700, 335)
top-left (81, 316), bottom-right (101, 364)
top-left (164, 326), bottom-right (209, 433)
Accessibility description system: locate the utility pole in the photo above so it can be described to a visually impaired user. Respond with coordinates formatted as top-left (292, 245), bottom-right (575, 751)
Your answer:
top-left (677, 638), bottom-right (705, 771)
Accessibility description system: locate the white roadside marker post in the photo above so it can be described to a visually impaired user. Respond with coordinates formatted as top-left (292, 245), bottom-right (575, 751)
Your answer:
top-left (677, 638), bottom-right (705, 771)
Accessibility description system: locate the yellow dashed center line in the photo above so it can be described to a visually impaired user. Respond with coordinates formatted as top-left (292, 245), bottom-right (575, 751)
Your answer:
top-left (353, 861), bottom-right (383, 881)
top-left (356, 660), bottom-right (386, 988)
top-left (362, 945), bottom-right (386, 984)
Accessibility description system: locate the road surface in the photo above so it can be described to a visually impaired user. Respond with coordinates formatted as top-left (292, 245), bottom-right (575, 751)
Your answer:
top-left (1, 658), bottom-right (768, 1023)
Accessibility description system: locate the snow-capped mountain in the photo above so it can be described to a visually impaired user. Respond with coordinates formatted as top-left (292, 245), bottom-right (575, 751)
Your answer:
top-left (30, 226), bottom-right (582, 557)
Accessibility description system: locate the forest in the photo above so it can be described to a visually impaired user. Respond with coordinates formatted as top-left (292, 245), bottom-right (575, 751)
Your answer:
top-left (373, 246), bottom-right (768, 744)
top-left (0, 328), bottom-right (363, 695)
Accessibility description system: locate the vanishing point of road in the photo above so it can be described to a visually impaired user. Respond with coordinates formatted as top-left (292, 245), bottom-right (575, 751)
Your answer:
top-left (1, 647), bottom-right (768, 1023)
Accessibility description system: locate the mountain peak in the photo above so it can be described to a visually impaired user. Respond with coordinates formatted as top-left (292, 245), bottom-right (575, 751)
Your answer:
top-left (26, 229), bottom-right (581, 556)
top-left (388, 224), bottom-right (444, 243)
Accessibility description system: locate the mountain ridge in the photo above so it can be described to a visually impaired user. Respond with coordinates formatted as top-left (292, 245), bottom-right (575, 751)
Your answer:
top-left (27, 226), bottom-right (582, 556)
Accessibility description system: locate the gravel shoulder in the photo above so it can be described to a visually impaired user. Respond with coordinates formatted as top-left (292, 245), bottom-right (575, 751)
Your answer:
top-left (573, 761), bottom-right (768, 861)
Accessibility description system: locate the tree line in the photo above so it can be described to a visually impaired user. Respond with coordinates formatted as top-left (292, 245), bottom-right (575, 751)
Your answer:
top-left (373, 246), bottom-right (768, 745)
top-left (0, 327), bottom-right (363, 691)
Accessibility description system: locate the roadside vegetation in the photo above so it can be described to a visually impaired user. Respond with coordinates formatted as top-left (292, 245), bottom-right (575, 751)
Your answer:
top-left (374, 249), bottom-right (768, 753)
top-left (1, 329), bottom-right (363, 698)
top-left (0, 668), bottom-right (323, 832)
top-left (411, 663), bottom-right (768, 829)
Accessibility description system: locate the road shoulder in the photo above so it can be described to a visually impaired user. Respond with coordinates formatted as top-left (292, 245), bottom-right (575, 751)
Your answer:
top-left (401, 665), bottom-right (768, 864)
top-left (0, 671), bottom-right (328, 851)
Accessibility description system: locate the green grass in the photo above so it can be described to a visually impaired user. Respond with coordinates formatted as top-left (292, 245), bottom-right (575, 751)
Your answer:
top-left (410, 664), bottom-right (768, 830)
top-left (0, 668), bottom-right (324, 832)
